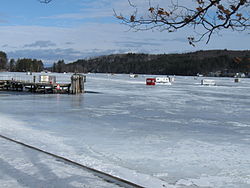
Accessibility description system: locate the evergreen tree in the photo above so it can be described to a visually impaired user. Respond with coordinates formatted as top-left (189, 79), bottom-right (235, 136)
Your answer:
top-left (0, 51), bottom-right (7, 70)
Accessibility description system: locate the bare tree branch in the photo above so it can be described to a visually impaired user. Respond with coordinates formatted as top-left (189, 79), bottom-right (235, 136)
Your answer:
top-left (38, 0), bottom-right (250, 45)
top-left (115, 0), bottom-right (250, 45)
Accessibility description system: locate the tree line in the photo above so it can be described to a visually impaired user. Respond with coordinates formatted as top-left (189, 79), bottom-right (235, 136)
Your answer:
top-left (51, 50), bottom-right (250, 76)
top-left (1, 50), bottom-right (250, 76)
top-left (0, 51), bottom-right (44, 72)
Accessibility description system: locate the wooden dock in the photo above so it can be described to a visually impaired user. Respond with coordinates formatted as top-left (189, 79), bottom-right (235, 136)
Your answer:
top-left (0, 74), bottom-right (85, 94)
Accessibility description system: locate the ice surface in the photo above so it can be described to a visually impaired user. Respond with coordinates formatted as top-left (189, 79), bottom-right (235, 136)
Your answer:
top-left (0, 138), bottom-right (120, 188)
top-left (1, 72), bottom-right (250, 187)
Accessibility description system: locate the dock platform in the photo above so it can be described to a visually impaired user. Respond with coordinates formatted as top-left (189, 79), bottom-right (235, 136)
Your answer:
top-left (0, 80), bottom-right (70, 94)
top-left (0, 74), bottom-right (85, 94)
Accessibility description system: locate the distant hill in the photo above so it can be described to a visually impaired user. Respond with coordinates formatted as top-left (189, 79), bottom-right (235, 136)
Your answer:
top-left (52, 50), bottom-right (250, 76)
top-left (179, 49), bottom-right (250, 59)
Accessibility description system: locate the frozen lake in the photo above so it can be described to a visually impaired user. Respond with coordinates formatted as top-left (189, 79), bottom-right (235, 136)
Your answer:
top-left (1, 72), bottom-right (250, 187)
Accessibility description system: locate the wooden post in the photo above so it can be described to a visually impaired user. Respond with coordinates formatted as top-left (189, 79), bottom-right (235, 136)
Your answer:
top-left (71, 74), bottom-right (85, 94)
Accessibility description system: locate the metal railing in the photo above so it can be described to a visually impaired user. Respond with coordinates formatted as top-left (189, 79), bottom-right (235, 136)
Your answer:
top-left (0, 76), bottom-right (34, 83)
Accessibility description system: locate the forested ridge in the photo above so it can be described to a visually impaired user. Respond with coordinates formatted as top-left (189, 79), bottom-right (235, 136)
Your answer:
top-left (1, 50), bottom-right (250, 76)
top-left (52, 50), bottom-right (250, 76)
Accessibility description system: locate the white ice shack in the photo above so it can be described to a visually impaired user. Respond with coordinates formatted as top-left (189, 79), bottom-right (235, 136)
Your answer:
top-left (155, 77), bottom-right (171, 85)
top-left (201, 79), bottom-right (216, 86)
top-left (39, 75), bottom-right (56, 84)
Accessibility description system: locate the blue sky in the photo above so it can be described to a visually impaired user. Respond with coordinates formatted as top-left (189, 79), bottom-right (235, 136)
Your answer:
top-left (0, 0), bottom-right (249, 66)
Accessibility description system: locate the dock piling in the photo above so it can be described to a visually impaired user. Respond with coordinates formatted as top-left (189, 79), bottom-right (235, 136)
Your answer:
top-left (71, 74), bottom-right (85, 94)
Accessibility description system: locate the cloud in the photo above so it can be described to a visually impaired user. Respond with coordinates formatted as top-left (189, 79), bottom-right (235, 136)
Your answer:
top-left (0, 12), bottom-right (8, 23)
top-left (0, 18), bottom-right (7, 23)
top-left (65, 42), bottom-right (74, 45)
top-left (40, 13), bottom-right (87, 20)
top-left (1, 21), bottom-right (250, 67)
top-left (116, 40), bottom-right (161, 48)
top-left (8, 48), bottom-right (82, 63)
top-left (115, 37), bottom-right (188, 48)
top-left (161, 37), bottom-right (188, 43)
top-left (7, 48), bottom-right (130, 66)
top-left (24, 40), bottom-right (56, 48)
top-left (39, 1), bottom-right (114, 21)
top-left (39, 0), bottom-right (149, 22)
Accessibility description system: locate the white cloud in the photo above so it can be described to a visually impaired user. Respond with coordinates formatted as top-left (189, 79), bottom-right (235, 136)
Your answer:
top-left (8, 48), bottom-right (129, 66)
top-left (39, 0), bottom-right (161, 21)
top-left (24, 40), bottom-right (56, 48)
top-left (0, 18), bottom-right (249, 66)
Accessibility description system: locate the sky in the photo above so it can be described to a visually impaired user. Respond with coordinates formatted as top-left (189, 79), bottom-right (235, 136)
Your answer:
top-left (0, 0), bottom-right (249, 66)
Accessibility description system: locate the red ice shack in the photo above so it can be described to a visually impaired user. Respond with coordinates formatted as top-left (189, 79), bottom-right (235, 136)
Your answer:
top-left (146, 78), bottom-right (156, 85)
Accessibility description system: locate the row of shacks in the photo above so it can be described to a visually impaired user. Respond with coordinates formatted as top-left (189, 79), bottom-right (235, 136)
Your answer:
top-left (0, 74), bottom-right (86, 94)
top-left (145, 76), bottom-right (240, 86)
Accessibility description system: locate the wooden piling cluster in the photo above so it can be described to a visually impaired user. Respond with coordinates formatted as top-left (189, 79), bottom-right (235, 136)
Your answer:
top-left (0, 74), bottom-right (86, 94)
top-left (71, 74), bottom-right (85, 94)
